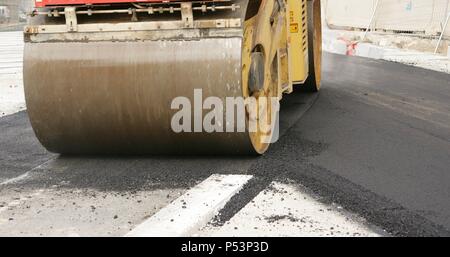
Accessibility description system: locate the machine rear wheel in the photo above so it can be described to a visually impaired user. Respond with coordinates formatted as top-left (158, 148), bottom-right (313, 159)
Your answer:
top-left (303, 0), bottom-right (322, 92)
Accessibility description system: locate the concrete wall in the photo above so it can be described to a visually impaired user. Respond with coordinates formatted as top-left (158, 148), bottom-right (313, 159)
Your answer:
top-left (324, 0), bottom-right (450, 38)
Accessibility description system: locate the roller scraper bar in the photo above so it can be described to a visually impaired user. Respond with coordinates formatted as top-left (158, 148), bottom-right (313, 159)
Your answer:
top-left (34, 0), bottom-right (229, 8)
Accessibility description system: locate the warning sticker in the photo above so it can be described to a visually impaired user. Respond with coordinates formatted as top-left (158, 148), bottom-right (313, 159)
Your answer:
top-left (290, 23), bottom-right (299, 33)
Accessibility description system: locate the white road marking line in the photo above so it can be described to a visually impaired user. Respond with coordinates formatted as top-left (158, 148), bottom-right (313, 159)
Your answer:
top-left (0, 159), bottom-right (53, 186)
top-left (0, 31), bottom-right (25, 117)
top-left (0, 172), bottom-right (30, 186)
top-left (0, 189), bottom-right (44, 216)
top-left (198, 181), bottom-right (383, 237)
top-left (126, 174), bottom-right (252, 237)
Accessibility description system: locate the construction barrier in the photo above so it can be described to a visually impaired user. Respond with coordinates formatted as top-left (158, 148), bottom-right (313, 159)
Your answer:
top-left (324, 0), bottom-right (450, 38)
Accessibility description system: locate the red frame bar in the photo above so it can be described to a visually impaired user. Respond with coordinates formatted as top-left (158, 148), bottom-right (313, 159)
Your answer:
top-left (35, 0), bottom-right (183, 8)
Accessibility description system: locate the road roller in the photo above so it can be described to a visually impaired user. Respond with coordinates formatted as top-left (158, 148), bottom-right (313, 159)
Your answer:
top-left (23, 0), bottom-right (322, 155)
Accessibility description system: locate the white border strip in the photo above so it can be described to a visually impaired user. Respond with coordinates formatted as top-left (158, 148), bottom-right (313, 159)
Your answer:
top-left (126, 174), bottom-right (252, 237)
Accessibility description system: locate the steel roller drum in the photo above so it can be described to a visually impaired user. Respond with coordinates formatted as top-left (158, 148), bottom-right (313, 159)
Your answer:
top-left (23, 38), bottom-right (258, 154)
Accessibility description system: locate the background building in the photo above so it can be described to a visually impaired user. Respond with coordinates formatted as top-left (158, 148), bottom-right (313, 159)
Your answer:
top-left (0, 0), bottom-right (33, 24)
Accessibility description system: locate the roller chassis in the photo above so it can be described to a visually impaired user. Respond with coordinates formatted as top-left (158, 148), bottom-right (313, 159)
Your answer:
top-left (26, 0), bottom-right (244, 41)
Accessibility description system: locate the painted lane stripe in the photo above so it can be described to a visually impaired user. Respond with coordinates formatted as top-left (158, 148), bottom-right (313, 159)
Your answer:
top-left (198, 182), bottom-right (383, 237)
top-left (126, 174), bottom-right (252, 237)
top-left (0, 159), bottom-right (53, 186)
top-left (0, 190), bottom-right (44, 216)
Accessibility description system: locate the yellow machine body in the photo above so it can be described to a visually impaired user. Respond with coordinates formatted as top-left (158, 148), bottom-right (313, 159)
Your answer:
top-left (23, 0), bottom-right (322, 154)
top-left (288, 0), bottom-right (310, 84)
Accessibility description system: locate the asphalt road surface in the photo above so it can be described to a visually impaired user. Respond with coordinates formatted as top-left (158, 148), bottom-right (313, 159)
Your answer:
top-left (0, 53), bottom-right (449, 236)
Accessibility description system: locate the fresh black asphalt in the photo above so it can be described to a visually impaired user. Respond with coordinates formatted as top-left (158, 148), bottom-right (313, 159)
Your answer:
top-left (1, 53), bottom-right (449, 236)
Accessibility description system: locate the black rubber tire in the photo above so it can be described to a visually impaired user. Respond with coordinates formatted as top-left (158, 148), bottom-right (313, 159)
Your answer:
top-left (302, 0), bottom-right (322, 92)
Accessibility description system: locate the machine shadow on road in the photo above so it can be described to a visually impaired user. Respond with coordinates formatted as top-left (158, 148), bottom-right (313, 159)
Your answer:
top-left (18, 89), bottom-right (319, 192)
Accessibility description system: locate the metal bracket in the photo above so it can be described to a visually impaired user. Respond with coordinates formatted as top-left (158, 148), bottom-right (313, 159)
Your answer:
top-left (181, 2), bottom-right (194, 28)
top-left (65, 7), bottom-right (78, 32)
